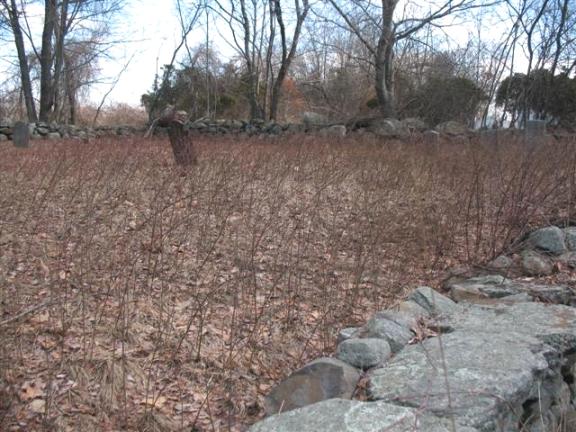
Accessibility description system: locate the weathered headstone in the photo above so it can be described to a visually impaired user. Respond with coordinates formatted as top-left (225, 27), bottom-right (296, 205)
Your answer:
top-left (524, 120), bottom-right (546, 147)
top-left (12, 121), bottom-right (30, 148)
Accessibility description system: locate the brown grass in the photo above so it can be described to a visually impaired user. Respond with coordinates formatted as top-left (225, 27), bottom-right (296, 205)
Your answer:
top-left (0, 133), bottom-right (575, 431)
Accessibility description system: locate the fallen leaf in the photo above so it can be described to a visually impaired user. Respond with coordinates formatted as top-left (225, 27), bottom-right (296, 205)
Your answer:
top-left (140, 396), bottom-right (167, 409)
top-left (20, 380), bottom-right (45, 401)
top-left (29, 399), bottom-right (46, 414)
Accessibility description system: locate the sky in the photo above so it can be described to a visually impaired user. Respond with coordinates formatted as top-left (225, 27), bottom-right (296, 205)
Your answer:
top-left (93, 0), bottom-right (202, 106)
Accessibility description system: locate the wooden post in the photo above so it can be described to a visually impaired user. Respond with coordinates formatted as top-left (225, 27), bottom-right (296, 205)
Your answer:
top-left (147, 105), bottom-right (197, 166)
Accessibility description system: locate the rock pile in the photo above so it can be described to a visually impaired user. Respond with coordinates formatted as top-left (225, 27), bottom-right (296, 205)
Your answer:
top-left (0, 121), bottom-right (144, 141)
top-left (488, 225), bottom-right (576, 277)
top-left (250, 275), bottom-right (576, 431)
top-left (0, 117), bottom-right (483, 143)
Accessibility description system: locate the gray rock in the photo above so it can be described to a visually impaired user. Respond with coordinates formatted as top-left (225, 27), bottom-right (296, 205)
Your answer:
top-left (528, 226), bottom-right (567, 255)
top-left (302, 112), bottom-right (328, 128)
top-left (449, 275), bottom-right (515, 304)
top-left (355, 315), bottom-right (413, 352)
top-left (0, 126), bottom-right (12, 135)
top-left (401, 117), bottom-right (427, 133)
top-left (369, 331), bottom-right (551, 431)
top-left (565, 227), bottom-right (576, 251)
top-left (396, 300), bottom-right (430, 325)
top-left (265, 358), bottom-right (360, 415)
top-left (47, 132), bottom-right (61, 140)
top-left (495, 293), bottom-right (534, 304)
top-left (559, 252), bottom-right (576, 269)
top-left (370, 301), bottom-right (576, 430)
top-left (0, 134), bottom-right (7, 142)
top-left (435, 120), bottom-right (469, 136)
top-left (319, 125), bottom-right (346, 138)
top-left (449, 275), bottom-right (573, 305)
top-left (284, 123), bottom-right (305, 134)
top-left (522, 250), bottom-right (554, 276)
top-left (373, 309), bottom-right (419, 329)
top-left (12, 121), bottom-right (30, 148)
top-left (336, 327), bottom-right (360, 344)
top-left (369, 118), bottom-right (408, 138)
top-left (336, 338), bottom-right (391, 369)
top-left (249, 399), bottom-right (479, 432)
top-left (266, 123), bottom-right (283, 135)
top-left (488, 255), bottom-right (513, 270)
top-left (35, 126), bottom-right (50, 136)
top-left (408, 286), bottom-right (459, 315)
top-left (188, 121), bottom-right (207, 130)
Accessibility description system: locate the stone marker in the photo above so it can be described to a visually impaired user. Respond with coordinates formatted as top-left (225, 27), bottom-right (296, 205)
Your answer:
top-left (12, 121), bottom-right (30, 148)
top-left (524, 119), bottom-right (546, 147)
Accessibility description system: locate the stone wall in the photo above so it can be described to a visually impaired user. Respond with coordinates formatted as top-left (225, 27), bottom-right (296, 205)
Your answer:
top-left (0, 118), bottom-right (525, 143)
top-left (249, 226), bottom-right (576, 432)
top-left (0, 122), bottom-right (145, 142)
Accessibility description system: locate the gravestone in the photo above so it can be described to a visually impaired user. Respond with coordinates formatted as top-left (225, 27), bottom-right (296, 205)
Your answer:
top-left (524, 120), bottom-right (546, 147)
top-left (12, 121), bottom-right (30, 148)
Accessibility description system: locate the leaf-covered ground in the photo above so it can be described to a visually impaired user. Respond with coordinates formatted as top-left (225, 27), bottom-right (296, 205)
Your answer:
top-left (0, 134), bottom-right (574, 431)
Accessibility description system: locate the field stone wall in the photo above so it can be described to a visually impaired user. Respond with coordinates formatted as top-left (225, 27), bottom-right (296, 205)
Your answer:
top-left (0, 118), bottom-right (527, 143)
top-left (249, 272), bottom-right (576, 431)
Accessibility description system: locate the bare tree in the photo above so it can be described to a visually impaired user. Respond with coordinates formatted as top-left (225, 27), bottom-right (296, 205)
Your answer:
top-left (0, 0), bottom-right (124, 123)
top-left (268, 0), bottom-right (310, 120)
top-left (210, 0), bottom-right (310, 120)
top-left (325, 0), bottom-right (499, 117)
top-left (0, 0), bottom-right (37, 121)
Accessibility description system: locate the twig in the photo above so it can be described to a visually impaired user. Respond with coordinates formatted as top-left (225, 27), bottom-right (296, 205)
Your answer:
top-left (0, 300), bottom-right (53, 327)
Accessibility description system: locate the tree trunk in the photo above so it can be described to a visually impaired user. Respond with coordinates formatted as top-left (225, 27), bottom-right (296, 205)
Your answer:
top-left (375, 0), bottom-right (397, 118)
top-left (247, 70), bottom-right (264, 120)
top-left (39, 0), bottom-right (57, 122)
top-left (52, 0), bottom-right (69, 123)
top-left (7, 0), bottom-right (37, 121)
top-left (268, 0), bottom-right (309, 121)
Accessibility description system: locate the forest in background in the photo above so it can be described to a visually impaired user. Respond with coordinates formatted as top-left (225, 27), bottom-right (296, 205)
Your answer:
top-left (0, 0), bottom-right (575, 129)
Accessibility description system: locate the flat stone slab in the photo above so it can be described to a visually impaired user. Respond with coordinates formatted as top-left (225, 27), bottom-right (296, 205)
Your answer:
top-left (369, 302), bottom-right (576, 430)
top-left (249, 399), bottom-right (479, 432)
top-left (449, 275), bottom-right (575, 306)
top-left (265, 357), bottom-right (360, 415)
top-left (408, 286), bottom-right (459, 315)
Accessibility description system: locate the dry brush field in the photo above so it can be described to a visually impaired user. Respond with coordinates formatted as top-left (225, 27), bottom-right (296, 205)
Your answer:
top-left (0, 133), bottom-right (575, 431)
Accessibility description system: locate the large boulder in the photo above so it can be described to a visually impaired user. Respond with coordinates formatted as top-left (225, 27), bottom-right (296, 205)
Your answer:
top-left (434, 120), bottom-right (469, 136)
top-left (265, 358), bottom-right (360, 415)
top-left (249, 399), bottom-right (478, 432)
top-left (521, 250), bottom-right (554, 276)
top-left (527, 226), bottom-right (567, 255)
top-left (369, 302), bottom-right (576, 431)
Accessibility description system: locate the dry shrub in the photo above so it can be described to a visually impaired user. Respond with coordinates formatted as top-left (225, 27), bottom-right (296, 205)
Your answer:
top-left (0, 132), bottom-right (574, 431)
top-left (76, 103), bottom-right (148, 127)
